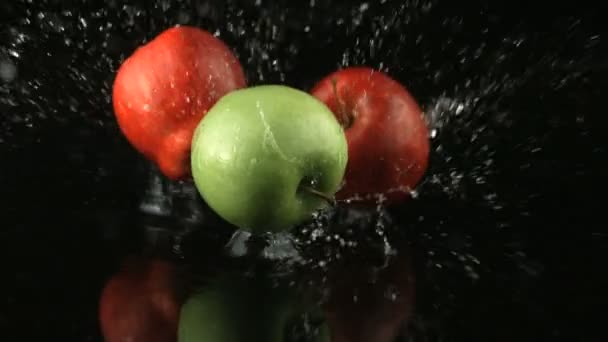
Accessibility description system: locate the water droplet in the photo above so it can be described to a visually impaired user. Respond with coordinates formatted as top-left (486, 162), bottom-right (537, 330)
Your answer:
top-left (0, 59), bottom-right (18, 83)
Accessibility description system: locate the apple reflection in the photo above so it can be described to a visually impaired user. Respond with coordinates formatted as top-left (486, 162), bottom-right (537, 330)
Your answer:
top-left (323, 248), bottom-right (415, 342)
top-left (99, 255), bottom-right (186, 342)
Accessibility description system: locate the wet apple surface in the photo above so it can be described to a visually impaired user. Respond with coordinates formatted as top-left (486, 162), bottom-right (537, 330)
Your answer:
top-left (112, 26), bottom-right (246, 180)
top-left (190, 85), bottom-right (348, 233)
top-left (311, 67), bottom-right (430, 204)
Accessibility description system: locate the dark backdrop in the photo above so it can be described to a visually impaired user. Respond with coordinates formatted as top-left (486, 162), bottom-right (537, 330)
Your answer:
top-left (1, 0), bottom-right (606, 341)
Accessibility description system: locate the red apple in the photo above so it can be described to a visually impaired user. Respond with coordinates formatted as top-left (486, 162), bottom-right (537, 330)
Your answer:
top-left (323, 250), bottom-right (416, 342)
top-left (99, 256), bottom-right (185, 342)
top-left (311, 67), bottom-right (430, 204)
top-left (112, 26), bottom-right (246, 179)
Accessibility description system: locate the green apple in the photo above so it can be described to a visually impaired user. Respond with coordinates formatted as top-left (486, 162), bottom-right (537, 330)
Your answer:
top-left (191, 85), bottom-right (348, 233)
top-left (178, 273), bottom-right (329, 342)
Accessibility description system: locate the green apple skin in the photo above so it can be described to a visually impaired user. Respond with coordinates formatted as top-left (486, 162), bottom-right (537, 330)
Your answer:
top-left (178, 274), bottom-right (329, 342)
top-left (191, 85), bottom-right (348, 233)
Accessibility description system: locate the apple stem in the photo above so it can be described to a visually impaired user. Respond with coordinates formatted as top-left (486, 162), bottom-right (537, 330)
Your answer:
top-left (300, 185), bottom-right (337, 206)
top-left (330, 77), bottom-right (353, 128)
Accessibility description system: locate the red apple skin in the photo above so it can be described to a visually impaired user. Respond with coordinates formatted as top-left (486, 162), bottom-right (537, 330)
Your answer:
top-left (112, 26), bottom-right (247, 179)
top-left (311, 67), bottom-right (430, 204)
top-left (323, 251), bottom-right (415, 342)
top-left (99, 256), bottom-right (184, 342)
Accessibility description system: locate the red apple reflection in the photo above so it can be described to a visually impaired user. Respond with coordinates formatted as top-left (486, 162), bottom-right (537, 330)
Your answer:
top-left (99, 256), bottom-right (184, 342)
top-left (323, 250), bottom-right (415, 342)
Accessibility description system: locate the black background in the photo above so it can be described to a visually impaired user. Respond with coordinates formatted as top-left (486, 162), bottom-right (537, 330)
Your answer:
top-left (1, 0), bottom-right (607, 341)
